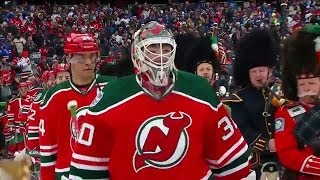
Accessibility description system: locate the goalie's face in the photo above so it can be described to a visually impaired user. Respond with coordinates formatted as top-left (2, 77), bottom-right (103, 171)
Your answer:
top-left (133, 21), bottom-right (176, 87)
top-left (144, 44), bottom-right (173, 65)
top-left (137, 43), bottom-right (175, 87)
top-left (134, 41), bottom-right (176, 87)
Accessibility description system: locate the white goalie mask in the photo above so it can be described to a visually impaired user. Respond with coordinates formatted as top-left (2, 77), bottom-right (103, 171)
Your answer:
top-left (132, 21), bottom-right (177, 87)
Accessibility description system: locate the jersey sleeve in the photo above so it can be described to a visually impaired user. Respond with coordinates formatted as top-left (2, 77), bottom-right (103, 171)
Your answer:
top-left (274, 107), bottom-right (320, 176)
top-left (6, 100), bottom-right (16, 131)
top-left (1, 113), bottom-right (11, 142)
top-left (39, 101), bottom-right (57, 180)
top-left (204, 103), bottom-right (251, 179)
top-left (27, 102), bottom-right (40, 152)
top-left (0, 113), bottom-right (6, 149)
top-left (69, 110), bottom-right (110, 180)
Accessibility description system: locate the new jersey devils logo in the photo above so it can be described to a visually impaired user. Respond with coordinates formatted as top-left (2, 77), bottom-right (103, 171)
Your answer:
top-left (133, 112), bottom-right (192, 172)
top-left (70, 107), bottom-right (88, 141)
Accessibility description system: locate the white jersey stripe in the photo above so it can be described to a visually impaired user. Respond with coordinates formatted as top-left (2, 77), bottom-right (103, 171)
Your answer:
top-left (71, 162), bottom-right (108, 171)
top-left (55, 167), bottom-right (70, 172)
top-left (40, 150), bottom-right (57, 156)
top-left (40, 144), bottom-right (57, 150)
top-left (210, 143), bottom-right (248, 169)
top-left (28, 130), bottom-right (39, 133)
top-left (207, 137), bottom-right (244, 166)
top-left (89, 91), bottom-right (144, 116)
top-left (72, 153), bottom-right (109, 162)
top-left (172, 91), bottom-right (223, 111)
top-left (69, 174), bottom-right (109, 180)
top-left (41, 161), bottom-right (56, 167)
top-left (28, 137), bottom-right (39, 140)
top-left (212, 161), bottom-right (249, 177)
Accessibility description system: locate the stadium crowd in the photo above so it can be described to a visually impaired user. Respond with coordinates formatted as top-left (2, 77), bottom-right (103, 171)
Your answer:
top-left (0, 0), bottom-right (317, 99)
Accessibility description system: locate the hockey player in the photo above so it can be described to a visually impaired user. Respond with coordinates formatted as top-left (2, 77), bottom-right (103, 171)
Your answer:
top-left (6, 82), bottom-right (32, 159)
top-left (54, 63), bottom-right (70, 84)
top-left (223, 29), bottom-right (279, 179)
top-left (274, 25), bottom-right (320, 179)
top-left (26, 79), bottom-right (42, 100)
top-left (26, 63), bottom-right (70, 176)
top-left (27, 63), bottom-right (70, 156)
top-left (68, 21), bottom-right (252, 180)
top-left (38, 33), bottom-right (113, 180)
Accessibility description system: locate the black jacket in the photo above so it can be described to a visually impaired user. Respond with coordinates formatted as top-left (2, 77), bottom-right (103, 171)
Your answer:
top-left (223, 85), bottom-right (278, 167)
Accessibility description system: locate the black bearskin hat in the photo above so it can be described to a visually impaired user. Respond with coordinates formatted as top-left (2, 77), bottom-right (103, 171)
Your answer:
top-left (185, 35), bottom-right (220, 74)
top-left (174, 33), bottom-right (198, 71)
top-left (99, 58), bottom-right (134, 77)
top-left (99, 48), bottom-right (134, 77)
top-left (281, 25), bottom-right (320, 101)
top-left (233, 28), bottom-right (277, 87)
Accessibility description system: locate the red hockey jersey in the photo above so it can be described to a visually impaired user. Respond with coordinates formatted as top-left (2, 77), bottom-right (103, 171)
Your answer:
top-left (6, 99), bottom-right (18, 132)
top-left (275, 103), bottom-right (320, 179)
top-left (6, 96), bottom-right (32, 158)
top-left (27, 87), bottom-right (43, 99)
top-left (27, 90), bottom-right (47, 152)
top-left (69, 71), bottom-right (251, 180)
top-left (39, 74), bottom-right (113, 180)
top-left (6, 97), bottom-right (32, 133)
top-left (0, 113), bottom-right (10, 142)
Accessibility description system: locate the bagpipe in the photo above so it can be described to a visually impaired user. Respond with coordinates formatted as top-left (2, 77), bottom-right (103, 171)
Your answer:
top-left (261, 85), bottom-right (288, 118)
top-left (294, 102), bottom-right (320, 156)
top-left (215, 73), bottom-right (234, 99)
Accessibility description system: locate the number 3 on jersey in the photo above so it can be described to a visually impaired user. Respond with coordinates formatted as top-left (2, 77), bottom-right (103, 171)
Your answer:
top-left (39, 119), bottom-right (45, 136)
top-left (218, 116), bottom-right (237, 141)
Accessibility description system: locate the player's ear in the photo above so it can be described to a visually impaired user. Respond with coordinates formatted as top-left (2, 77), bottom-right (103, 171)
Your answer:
top-left (65, 54), bottom-right (71, 64)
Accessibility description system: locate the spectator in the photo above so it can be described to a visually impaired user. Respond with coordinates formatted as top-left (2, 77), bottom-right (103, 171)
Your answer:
top-left (12, 34), bottom-right (25, 55)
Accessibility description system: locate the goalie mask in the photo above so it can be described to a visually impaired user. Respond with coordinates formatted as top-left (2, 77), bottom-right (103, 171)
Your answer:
top-left (132, 21), bottom-right (177, 87)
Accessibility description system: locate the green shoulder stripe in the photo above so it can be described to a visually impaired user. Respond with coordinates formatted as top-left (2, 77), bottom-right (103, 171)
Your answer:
top-left (40, 81), bottom-right (71, 108)
top-left (89, 75), bottom-right (141, 113)
top-left (174, 71), bottom-right (220, 108)
top-left (96, 74), bottom-right (115, 84)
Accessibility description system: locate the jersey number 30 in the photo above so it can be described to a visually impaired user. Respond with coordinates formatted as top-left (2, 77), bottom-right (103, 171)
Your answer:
top-left (218, 117), bottom-right (237, 141)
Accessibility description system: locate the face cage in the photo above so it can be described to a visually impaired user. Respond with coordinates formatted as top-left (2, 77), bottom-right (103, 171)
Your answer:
top-left (133, 37), bottom-right (177, 86)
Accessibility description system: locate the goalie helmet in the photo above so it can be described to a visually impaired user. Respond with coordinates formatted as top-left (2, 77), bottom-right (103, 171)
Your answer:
top-left (131, 21), bottom-right (177, 87)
